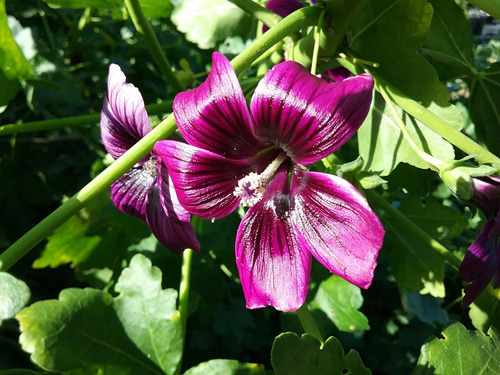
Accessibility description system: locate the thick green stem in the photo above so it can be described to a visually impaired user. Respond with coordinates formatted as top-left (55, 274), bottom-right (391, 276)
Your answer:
top-left (124, 0), bottom-right (184, 92)
top-left (367, 190), bottom-right (462, 269)
top-left (174, 248), bottom-right (193, 375)
top-left (228, 0), bottom-right (282, 28)
top-left (0, 8), bottom-right (321, 271)
top-left (0, 101), bottom-right (173, 136)
top-left (335, 57), bottom-right (500, 167)
top-left (296, 304), bottom-right (324, 347)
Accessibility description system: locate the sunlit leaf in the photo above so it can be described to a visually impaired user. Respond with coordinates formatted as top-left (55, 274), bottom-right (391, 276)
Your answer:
top-left (310, 275), bottom-right (369, 333)
top-left (114, 254), bottom-right (182, 375)
top-left (0, 0), bottom-right (34, 80)
top-left (42, 0), bottom-right (122, 10)
top-left (0, 272), bottom-right (30, 321)
top-left (359, 92), bottom-right (455, 175)
top-left (171, 0), bottom-right (254, 49)
top-left (413, 321), bottom-right (500, 375)
top-left (469, 286), bottom-right (500, 332)
top-left (271, 333), bottom-right (370, 375)
top-left (183, 359), bottom-right (268, 375)
top-left (17, 254), bottom-right (181, 374)
top-left (350, 0), bottom-right (463, 134)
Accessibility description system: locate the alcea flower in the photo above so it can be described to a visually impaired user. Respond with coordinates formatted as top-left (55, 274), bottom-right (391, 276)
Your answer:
top-left (459, 176), bottom-right (500, 306)
top-left (101, 64), bottom-right (199, 253)
top-left (154, 52), bottom-right (384, 311)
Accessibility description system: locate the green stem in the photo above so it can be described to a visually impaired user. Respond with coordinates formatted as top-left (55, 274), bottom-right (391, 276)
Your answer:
top-left (124, 0), bottom-right (184, 92)
top-left (0, 101), bottom-right (173, 136)
top-left (175, 248), bottom-right (193, 375)
top-left (0, 7), bottom-right (321, 271)
top-left (335, 57), bottom-right (500, 167)
top-left (228, 0), bottom-right (282, 28)
top-left (296, 304), bottom-right (324, 347)
top-left (310, 9), bottom-right (327, 76)
top-left (366, 190), bottom-right (462, 269)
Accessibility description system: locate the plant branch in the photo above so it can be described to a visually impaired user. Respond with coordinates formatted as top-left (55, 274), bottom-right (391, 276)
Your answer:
top-left (227, 0), bottom-right (282, 29)
top-left (296, 304), bottom-right (324, 347)
top-left (124, 0), bottom-right (184, 92)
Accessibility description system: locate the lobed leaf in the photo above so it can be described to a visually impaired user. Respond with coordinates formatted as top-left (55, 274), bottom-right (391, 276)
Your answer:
top-left (0, 272), bottom-right (30, 321)
top-left (183, 359), bottom-right (268, 375)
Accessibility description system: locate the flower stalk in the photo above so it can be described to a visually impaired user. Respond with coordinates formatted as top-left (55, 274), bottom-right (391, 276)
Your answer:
top-left (0, 7), bottom-right (321, 271)
top-left (124, 0), bottom-right (184, 92)
top-left (296, 304), bottom-right (324, 347)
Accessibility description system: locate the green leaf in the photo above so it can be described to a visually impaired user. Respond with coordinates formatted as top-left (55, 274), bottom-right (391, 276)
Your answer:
top-left (468, 287), bottom-right (500, 332)
top-left (271, 333), bottom-right (370, 375)
top-left (413, 321), bottom-right (500, 375)
top-left (423, 0), bottom-right (475, 80)
top-left (469, 62), bottom-right (500, 156)
top-left (310, 275), bottom-right (369, 333)
top-left (359, 93), bottom-right (455, 175)
top-left (17, 254), bottom-right (181, 374)
top-left (139, 0), bottom-right (172, 19)
top-left (171, 0), bottom-right (253, 50)
top-left (402, 290), bottom-right (449, 326)
top-left (350, 0), bottom-right (463, 133)
top-left (42, 0), bottom-right (122, 10)
top-left (0, 370), bottom-right (62, 374)
top-left (0, 67), bottom-right (19, 107)
top-left (183, 359), bottom-right (268, 375)
top-left (114, 254), bottom-right (182, 375)
top-left (384, 196), bottom-right (462, 297)
top-left (0, 272), bottom-right (30, 321)
top-left (0, 0), bottom-right (35, 80)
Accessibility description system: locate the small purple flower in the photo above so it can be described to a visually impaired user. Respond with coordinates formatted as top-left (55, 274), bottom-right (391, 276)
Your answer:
top-left (154, 52), bottom-right (384, 311)
top-left (101, 64), bottom-right (199, 254)
top-left (459, 176), bottom-right (500, 306)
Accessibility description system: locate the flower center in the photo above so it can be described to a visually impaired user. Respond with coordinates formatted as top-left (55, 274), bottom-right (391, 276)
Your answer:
top-left (143, 156), bottom-right (158, 178)
top-left (233, 151), bottom-right (289, 207)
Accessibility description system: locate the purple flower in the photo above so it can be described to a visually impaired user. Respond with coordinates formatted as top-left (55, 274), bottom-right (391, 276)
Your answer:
top-left (154, 52), bottom-right (384, 311)
top-left (101, 64), bottom-right (199, 254)
top-left (459, 176), bottom-right (500, 306)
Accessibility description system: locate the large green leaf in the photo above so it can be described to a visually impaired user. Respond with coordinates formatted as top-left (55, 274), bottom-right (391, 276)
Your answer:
top-left (0, 272), bottom-right (30, 321)
top-left (350, 0), bottom-right (463, 133)
top-left (469, 62), bottom-right (500, 156)
top-left (0, 0), bottom-right (34, 80)
top-left (359, 92), bottom-right (455, 175)
top-left (271, 333), bottom-right (370, 375)
top-left (469, 287), bottom-right (500, 332)
top-left (114, 254), bottom-right (182, 375)
top-left (171, 0), bottom-right (253, 49)
top-left (413, 322), bottom-right (500, 375)
top-left (17, 254), bottom-right (181, 374)
top-left (424, 0), bottom-right (475, 80)
top-left (183, 359), bottom-right (268, 375)
top-left (310, 275), bottom-right (369, 333)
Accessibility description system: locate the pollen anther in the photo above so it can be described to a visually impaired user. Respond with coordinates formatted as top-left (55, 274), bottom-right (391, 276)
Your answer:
top-left (234, 172), bottom-right (267, 207)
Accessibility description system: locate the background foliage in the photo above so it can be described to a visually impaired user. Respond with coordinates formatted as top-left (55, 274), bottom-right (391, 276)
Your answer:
top-left (1, 0), bottom-right (500, 374)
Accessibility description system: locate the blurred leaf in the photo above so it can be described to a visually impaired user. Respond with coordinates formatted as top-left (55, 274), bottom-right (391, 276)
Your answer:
top-left (17, 254), bottom-right (181, 374)
top-left (402, 290), bottom-right (449, 326)
top-left (42, 0), bottom-right (122, 10)
top-left (310, 275), bottom-right (369, 333)
top-left (171, 0), bottom-right (253, 49)
top-left (469, 62), bottom-right (500, 156)
top-left (351, 0), bottom-right (463, 134)
top-left (469, 286), bottom-right (500, 332)
top-left (0, 0), bottom-right (35, 79)
top-left (386, 163), bottom-right (436, 196)
top-left (0, 70), bottom-right (19, 106)
top-left (271, 333), bottom-right (370, 375)
top-left (0, 272), bottom-right (30, 321)
top-left (413, 321), bottom-right (500, 375)
top-left (359, 93), bottom-right (455, 175)
top-left (114, 254), bottom-right (182, 375)
top-left (139, 0), bottom-right (172, 19)
top-left (424, 0), bottom-right (475, 80)
top-left (0, 371), bottom-right (62, 374)
top-left (183, 359), bottom-right (268, 375)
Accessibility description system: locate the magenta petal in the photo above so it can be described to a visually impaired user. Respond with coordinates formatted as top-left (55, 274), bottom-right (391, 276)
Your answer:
top-left (290, 168), bottom-right (384, 289)
top-left (459, 218), bottom-right (499, 306)
top-left (101, 64), bottom-right (152, 160)
top-left (263, 0), bottom-right (306, 32)
top-left (145, 181), bottom-right (200, 254)
top-left (173, 52), bottom-right (264, 159)
top-left (154, 140), bottom-right (275, 220)
top-left (236, 167), bottom-right (312, 311)
top-left (110, 166), bottom-right (155, 221)
top-left (251, 62), bottom-right (373, 165)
